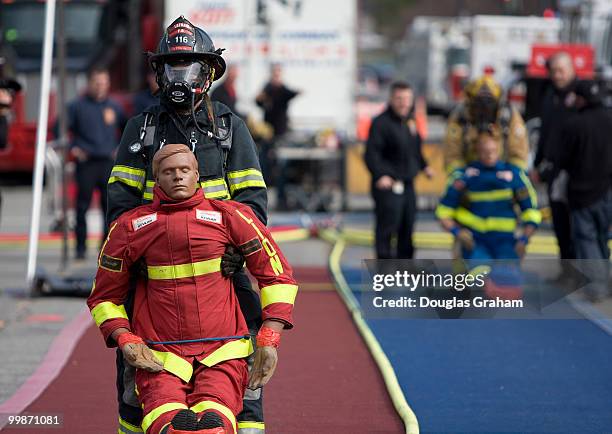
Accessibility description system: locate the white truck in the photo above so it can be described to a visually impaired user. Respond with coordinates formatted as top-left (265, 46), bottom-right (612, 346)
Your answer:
top-left (398, 15), bottom-right (561, 113)
top-left (165, 0), bottom-right (357, 136)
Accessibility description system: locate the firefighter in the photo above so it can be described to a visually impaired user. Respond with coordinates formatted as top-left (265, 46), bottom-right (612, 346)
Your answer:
top-left (89, 144), bottom-right (297, 434)
top-left (107, 17), bottom-right (269, 434)
top-left (444, 75), bottom-right (529, 173)
top-left (436, 132), bottom-right (541, 260)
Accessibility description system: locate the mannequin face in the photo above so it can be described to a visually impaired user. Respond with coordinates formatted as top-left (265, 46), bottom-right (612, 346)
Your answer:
top-left (477, 136), bottom-right (500, 167)
top-left (156, 152), bottom-right (199, 200)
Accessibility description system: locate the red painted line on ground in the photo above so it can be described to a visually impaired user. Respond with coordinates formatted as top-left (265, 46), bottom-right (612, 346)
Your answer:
top-left (0, 308), bottom-right (92, 431)
top-left (25, 314), bottom-right (65, 323)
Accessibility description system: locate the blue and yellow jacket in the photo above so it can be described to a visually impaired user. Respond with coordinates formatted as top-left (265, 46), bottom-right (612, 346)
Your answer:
top-left (435, 161), bottom-right (541, 239)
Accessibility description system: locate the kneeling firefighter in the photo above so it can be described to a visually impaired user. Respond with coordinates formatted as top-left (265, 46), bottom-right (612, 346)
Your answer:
top-left (107, 17), bottom-right (268, 434)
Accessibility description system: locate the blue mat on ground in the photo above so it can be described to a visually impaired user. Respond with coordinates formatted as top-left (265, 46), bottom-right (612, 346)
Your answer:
top-left (342, 265), bottom-right (612, 434)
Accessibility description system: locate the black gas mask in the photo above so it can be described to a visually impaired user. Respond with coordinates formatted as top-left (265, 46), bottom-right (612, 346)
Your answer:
top-left (469, 93), bottom-right (499, 133)
top-left (160, 60), bottom-right (210, 107)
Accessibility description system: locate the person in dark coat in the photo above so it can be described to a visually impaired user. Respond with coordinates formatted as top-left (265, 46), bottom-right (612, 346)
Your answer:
top-left (558, 80), bottom-right (612, 301)
top-left (365, 81), bottom-right (434, 259)
top-left (532, 52), bottom-right (577, 266)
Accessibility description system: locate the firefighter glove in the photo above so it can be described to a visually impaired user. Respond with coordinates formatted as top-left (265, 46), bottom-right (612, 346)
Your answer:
top-left (248, 346), bottom-right (278, 390)
top-left (117, 333), bottom-right (164, 373)
top-left (221, 244), bottom-right (244, 277)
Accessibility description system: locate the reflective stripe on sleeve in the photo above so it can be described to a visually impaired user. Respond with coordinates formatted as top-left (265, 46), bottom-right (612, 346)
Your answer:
top-left (227, 169), bottom-right (266, 194)
top-left (519, 170), bottom-right (538, 206)
top-left (108, 165), bottom-right (146, 190)
top-left (260, 284), bottom-right (298, 308)
top-left (435, 204), bottom-right (456, 220)
top-left (200, 179), bottom-right (231, 199)
top-left (521, 208), bottom-right (542, 225)
top-left (91, 301), bottom-right (128, 327)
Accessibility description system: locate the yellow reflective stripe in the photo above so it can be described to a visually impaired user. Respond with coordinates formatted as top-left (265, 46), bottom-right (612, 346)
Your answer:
top-left (190, 400), bottom-right (237, 434)
top-left (521, 208), bottom-right (542, 225)
top-left (141, 180), bottom-right (155, 201)
top-left (260, 284), bottom-right (298, 308)
top-left (91, 301), bottom-right (128, 327)
top-left (108, 165), bottom-right (146, 190)
top-left (519, 170), bottom-right (538, 206)
top-left (455, 207), bottom-right (516, 233)
top-left (200, 179), bottom-right (230, 199)
top-left (199, 338), bottom-right (253, 368)
top-left (435, 204), bottom-right (456, 220)
top-left (229, 179), bottom-right (267, 194)
top-left (147, 257), bottom-right (222, 280)
top-left (466, 189), bottom-right (513, 202)
top-left (99, 222), bottom-right (118, 261)
top-left (118, 417), bottom-right (143, 434)
top-left (227, 169), bottom-right (266, 194)
top-left (142, 402), bottom-right (187, 434)
top-left (237, 421), bottom-right (265, 430)
top-left (149, 350), bottom-right (193, 383)
top-left (227, 168), bottom-right (264, 180)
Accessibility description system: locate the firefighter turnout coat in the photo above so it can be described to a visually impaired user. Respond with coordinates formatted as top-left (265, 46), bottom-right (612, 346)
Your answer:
top-left (107, 102), bottom-right (267, 225)
top-left (87, 186), bottom-right (297, 380)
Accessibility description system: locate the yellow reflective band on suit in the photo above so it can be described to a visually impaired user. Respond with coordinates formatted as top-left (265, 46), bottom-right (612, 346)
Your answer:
top-left (147, 257), bottom-right (222, 280)
top-left (521, 208), bottom-right (542, 225)
top-left (198, 338), bottom-right (253, 368)
top-left (91, 302), bottom-right (128, 327)
top-left (519, 170), bottom-right (538, 206)
top-left (237, 421), bottom-right (265, 431)
top-left (260, 284), bottom-right (298, 308)
top-left (149, 350), bottom-right (193, 383)
top-left (466, 189), bottom-right (513, 202)
top-left (108, 165), bottom-right (146, 191)
top-left (142, 180), bottom-right (155, 201)
top-left (227, 169), bottom-right (266, 194)
top-left (455, 207), bottom-right (516, 233)
top-left (200, 179), bottom-right (231, 199)
top-left (435, 204), bottom-right (456, 220)
top-left (142, 402), bottom-right (188, 434)
top-left (118, 417), bottom-right (143, 434)
top-left (191, 400), bottom-right (237, 434)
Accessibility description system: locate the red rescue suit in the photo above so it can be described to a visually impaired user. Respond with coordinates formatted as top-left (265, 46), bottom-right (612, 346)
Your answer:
top-left (87, 186), bottom-right (297, 434)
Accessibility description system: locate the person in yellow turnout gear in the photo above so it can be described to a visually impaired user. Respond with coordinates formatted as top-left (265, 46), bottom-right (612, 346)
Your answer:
top-left (444, 75), bottom-right (529, 173)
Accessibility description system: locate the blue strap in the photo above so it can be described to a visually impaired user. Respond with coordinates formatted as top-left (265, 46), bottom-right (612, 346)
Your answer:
top-left (146, 335), bottom-right (251, 346)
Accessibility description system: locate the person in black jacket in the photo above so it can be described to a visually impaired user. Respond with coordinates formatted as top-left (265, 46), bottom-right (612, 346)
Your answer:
top-left (532, 52), bottom-right (577, 263)
top-left (255, 64), bottom-right (300, 209)
top-left (558, 80), bottom-right (612, 301)
top-left (365, 81), bottom-right (433, 259)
